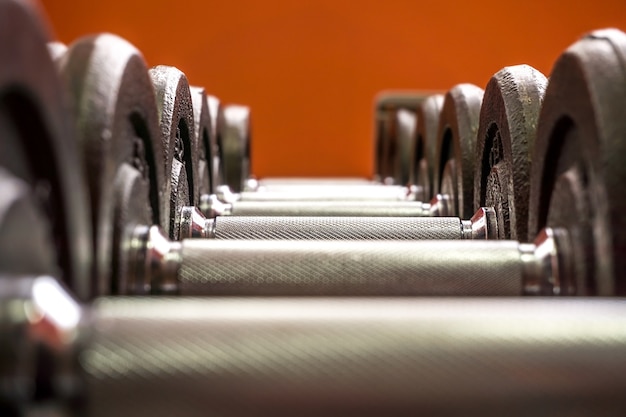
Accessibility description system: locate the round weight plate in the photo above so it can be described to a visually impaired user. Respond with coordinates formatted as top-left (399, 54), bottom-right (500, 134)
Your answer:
top-left (474, 65), bottom-right (547, 240)
top-left (190, 86), bottom-right (215, 196)
top-left (433, 84), bottom-right (484, 218)
top-left (528, 28), bottom-right (626, 296)
top-left (60, 34), bottom-right (165, 296)
top-left (220, 104), bottom-right (251, 193)
top-left (149, 65), bottom-right (198, 239)
top-left (393, 109), bottom-right (416, 186)
top-left (207, 94), bottom-right (224, 189)
top-left (0, 0), bottom-right (92, 300)
top-left (411, 94), bottom-right (444, 201)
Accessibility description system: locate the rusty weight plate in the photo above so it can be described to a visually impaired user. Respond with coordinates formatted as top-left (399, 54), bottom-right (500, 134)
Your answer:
top-left (474, 65), bottom-right (547, 240)
top-left (0, 0), bottom-right (92, 300)
top-left (528, 28), bottom-right (626, 296)
top-left (60, 34), bottom-right (165, 296)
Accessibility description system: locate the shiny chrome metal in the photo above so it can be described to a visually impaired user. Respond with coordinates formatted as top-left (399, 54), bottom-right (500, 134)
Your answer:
top-left (4, 279), bottom-right (626, 416)
top-left (128, 225), bottom-right (181, 294)
top-left (179, 206), bottom-right (213, 239)
top-left (461, 207), bottom-right (498, 239)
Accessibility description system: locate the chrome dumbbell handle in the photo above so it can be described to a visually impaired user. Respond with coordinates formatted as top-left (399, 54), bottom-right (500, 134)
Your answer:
top-left (132, 223), bottom-right (567, 296)
top-left (4, 277), bottom-right (626, 417)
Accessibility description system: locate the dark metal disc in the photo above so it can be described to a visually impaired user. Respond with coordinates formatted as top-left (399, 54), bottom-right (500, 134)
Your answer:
top-left (411, 94), bottom-right (444, 201)
top-left (0, 0), bottom-right (92, 300)
top-left (393, 109), bottom-right (416, 186)
top-left (60, 34), bottom-right (165, 296)
top-left (433, 84), bottom-right (484, 218)
top-left (150, 65), bottom-right (198, 238)
top-left (220, 104), bottom-right (251, 193)
top-left (528, 28), bottom-right (626, 295)
top-left (474, 65), bottom-right (547, 240)
top-left (207, 94), bottom-right (225, 189)
top-left (190, 86), bottom-right (218, 196)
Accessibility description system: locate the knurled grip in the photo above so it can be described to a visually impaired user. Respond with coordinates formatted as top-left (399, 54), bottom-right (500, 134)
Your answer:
top-left (229, 201), bottom-right (430, 217)
top-left (213, 216), bottom-right (462, 240)
top-left (237, 186), bottom-right (412, 201)
top-left (178, 240), bottom-right (523, 295)
top-left (84, 298), bottom-right (626, 417)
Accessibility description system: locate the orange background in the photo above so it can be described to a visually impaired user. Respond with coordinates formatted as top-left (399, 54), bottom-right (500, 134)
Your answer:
top-left (41, 0), bottom-right (626, 178)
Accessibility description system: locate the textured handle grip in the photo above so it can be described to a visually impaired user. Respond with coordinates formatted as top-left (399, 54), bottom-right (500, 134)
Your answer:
top-left (238, 186), bottom-right (412, 201)
top-left (213, 216), bottom-right (461, 240)
top-left (85, 297), bottom-right (626, 417)
top-left (230, 201), bottom-right (429, 217)
top-left (178, 240), bottom-right (523, 296)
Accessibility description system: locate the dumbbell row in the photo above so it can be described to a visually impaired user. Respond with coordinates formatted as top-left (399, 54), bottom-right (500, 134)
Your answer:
top-left (4, 12), bottom-right (624, 301)
top-left (2, 0), bottom-right (626, 414)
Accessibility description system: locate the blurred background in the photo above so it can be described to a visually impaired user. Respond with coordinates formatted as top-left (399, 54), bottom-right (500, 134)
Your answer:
top-left (41, 0), bottom-right (626, 178)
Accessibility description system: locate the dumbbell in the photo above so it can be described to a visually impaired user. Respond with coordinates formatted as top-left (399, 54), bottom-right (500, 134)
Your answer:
top-left (49, 29), bottom-right (625, 299)
top-left (4, 275), bottom-right (626, 417)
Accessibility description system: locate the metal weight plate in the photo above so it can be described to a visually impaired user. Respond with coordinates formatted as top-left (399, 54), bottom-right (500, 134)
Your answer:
top-left (219, 104), bottom-right (251, 193)
top-left (528, 29), bottom-right (626, 296)
top-left (374, 92), bottom-right (428, 183)
top-left (190, 86), bottom-right (217, 196)
top-left (474, 65), bottom-right (547, 240)
top-left (411, 94), bottom-right (444, 201)
top-left (207, 94), bottom-right (224, 189)
top-left (393, 109), bottom-right (416, 186)
top-left (433, 84), bottom-right (484, 218)
top-left (149, 66), bottom-right (198, 239)
top-left (60, 34), bottom-right (165, 296)
top-left (0, 0), bottom-right (92, 300)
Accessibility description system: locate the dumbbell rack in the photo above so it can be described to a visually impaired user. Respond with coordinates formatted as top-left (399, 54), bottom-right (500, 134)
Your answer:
top-left (1, 0), bottom-right (626, 416)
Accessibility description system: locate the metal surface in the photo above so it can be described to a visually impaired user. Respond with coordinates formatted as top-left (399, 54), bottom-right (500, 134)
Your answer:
top-left (220, 104), bottom-right (251, 193)
top-left (211, 216), bottom-right (466, 240)
top-left (411, 94), bottom-right (444, 201)
top-left (190, 86), bottom-right (217, 196)
top-left (60, 34), bottom-right (164, 297)
top-left (227, 184), bottom-right (421, 202)
top-left (528, 28), bottom-right (626, 296)
top-left (393, 109), bottom-right (416, 185)
top-left (374, 91), bottom-right (431, 182)
top-left (474, 65), bottom-right (547, 241)
top-left (434, 84), bottom-right (484, 218)
top-left (203, 199), bottom-right (434, 217)
top-left (5, 276), bottom-right (626, 417)
top-left (0, 0), bottom-right (92, 300)
top-left (81, 296), bottom-right (626, 417)
top-left (177, 238), bottom-right (527, 296)
top-left (150, 65), bottom-right (198, 239)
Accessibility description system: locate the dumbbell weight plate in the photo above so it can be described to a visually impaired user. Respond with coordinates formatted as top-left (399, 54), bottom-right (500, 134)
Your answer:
top-left (474, 65), bottom-right (547, 240)
top-left (434, 84), bottom-right (484, 218)
top-left (190, 86), bottom-right (217, 196)
top-left (393, 108), bottom-right (417, 185)
top-left (60, 34), bottom-right (165, 296)
top-left (411, 94), bottom-right (444, 202)
top-left (528, 28), bottom-right (626, 295)
top-left (0, 0), bottom-right (92, 300)
top-left (149, 65), bottom-right (199, 239)
top-left (220, 104), bottom-right (251, 193)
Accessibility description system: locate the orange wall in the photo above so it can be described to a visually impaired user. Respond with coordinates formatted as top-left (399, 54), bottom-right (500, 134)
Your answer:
top-left (41, 0), bottom-right (626, 178)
